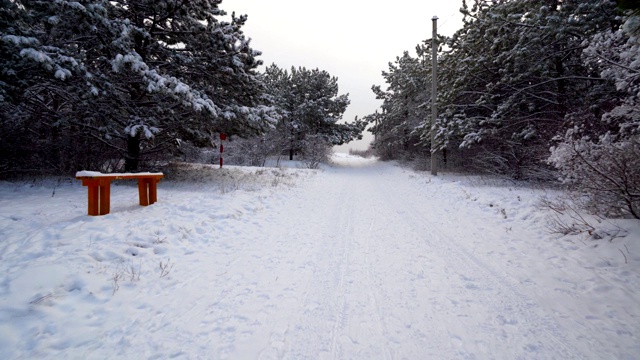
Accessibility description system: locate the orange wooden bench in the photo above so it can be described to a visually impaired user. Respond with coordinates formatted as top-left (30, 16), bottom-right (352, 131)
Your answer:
top-left (75, 171), bottom-right (164, 216)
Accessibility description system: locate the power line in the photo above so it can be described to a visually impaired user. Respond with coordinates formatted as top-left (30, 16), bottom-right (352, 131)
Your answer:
top-left (438, 10), bottom-right (462, 35)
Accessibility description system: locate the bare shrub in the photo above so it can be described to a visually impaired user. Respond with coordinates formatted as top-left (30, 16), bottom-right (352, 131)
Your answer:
top-left (470, 142), bottom-right (556, 182)
top-left (538, 196), bottom-right (597, 236)
top-left (111, 268), bottom-right (125, 295)
top-left (538, 194), bottom-right (631, 241)
top-left (301, 135), bottom-right (332, 169)
top-left (174, 141), bottom-right (215, 164)
top-left (159, 258), bottom-right (173, 278)
top-left (224, 131), bottom-right (284, 167)
top-left (111, 259), bottom-right (142, 295)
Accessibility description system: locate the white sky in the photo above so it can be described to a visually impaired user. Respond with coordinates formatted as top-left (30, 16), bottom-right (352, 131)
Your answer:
top-left (226, 0), bottom-right (464, 151)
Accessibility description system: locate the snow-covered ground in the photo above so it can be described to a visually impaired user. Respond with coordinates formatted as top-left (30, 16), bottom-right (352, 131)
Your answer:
top-left (0, 154), bottom-right (638, 359)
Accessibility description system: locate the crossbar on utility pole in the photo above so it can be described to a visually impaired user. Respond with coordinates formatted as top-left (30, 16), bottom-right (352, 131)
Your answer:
top-left (431, 16), bottom-right (438, 176)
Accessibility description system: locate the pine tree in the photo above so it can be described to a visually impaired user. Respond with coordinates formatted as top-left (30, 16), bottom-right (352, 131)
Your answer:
top-left (0, 0), bottom-right (275, 173)
top-left (435, 0), bottom-right (622, 179)
top-left (0, 0), bottom-right (106, 172)
top-left (98, 0), bottom-right (276, 170)
top-left (263, 64), bottom-right (364, 161)
top-left (369, 48), bottom-right (431, 161)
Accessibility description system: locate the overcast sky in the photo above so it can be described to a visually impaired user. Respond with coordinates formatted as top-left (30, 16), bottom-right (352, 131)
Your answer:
top-left (226, 0), bottom-right (464, 151)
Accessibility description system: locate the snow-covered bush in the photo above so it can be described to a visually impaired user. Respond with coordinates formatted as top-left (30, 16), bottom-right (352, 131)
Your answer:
top-left (549, 135), bottom-right (640, 219)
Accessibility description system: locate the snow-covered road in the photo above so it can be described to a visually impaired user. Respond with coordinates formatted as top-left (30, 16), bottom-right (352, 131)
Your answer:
top-left (1, 156), bottom-right (638, 359)
top-left (230, 160), bottom-right (617, 359)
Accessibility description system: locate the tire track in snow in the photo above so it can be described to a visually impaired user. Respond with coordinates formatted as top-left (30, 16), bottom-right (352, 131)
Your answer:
top-left (254, 172), bottom-right (351, 359)
top-left (324, 177), bottom-right (393, 360)
top-left (279, 166), bottom-right (393, 360)
top-left (353, 167), bottom-right (468, 358)
top-left (327, 198), bottom-right (352, 360)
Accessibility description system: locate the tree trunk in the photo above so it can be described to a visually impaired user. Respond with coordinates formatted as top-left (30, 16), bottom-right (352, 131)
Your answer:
top-left (125, 134), bottom-right (141, 172)
top-left (289, 148), bottom-right (294, 161)
top-left (442, 148), bottom-right (447, 168)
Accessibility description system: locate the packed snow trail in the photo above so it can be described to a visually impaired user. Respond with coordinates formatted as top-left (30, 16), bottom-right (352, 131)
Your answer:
top-left (233, 161), bottom-right (580, 360)
top-left (1, 157), bottom-right (638, 359)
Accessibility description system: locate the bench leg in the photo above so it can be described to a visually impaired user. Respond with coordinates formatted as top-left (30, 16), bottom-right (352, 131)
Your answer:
top-left (138, 178), bottom-right (149, 206)
top-left (99, 180), bottom-right (111, 215)
top-left (87, 185), bottom-right (99, 216)
top-left (149, 179), bottom-right (158, 204)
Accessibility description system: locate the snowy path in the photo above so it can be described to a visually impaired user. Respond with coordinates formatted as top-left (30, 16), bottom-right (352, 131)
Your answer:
top-left (1, 158), bottom-right (638, 359)
top-left (230, 162), bottom-right (583, 359)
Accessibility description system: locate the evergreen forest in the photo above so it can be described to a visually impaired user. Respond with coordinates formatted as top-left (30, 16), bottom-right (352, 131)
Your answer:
top-left (366, 0), bottom-right (639, 218)
top-left (1, 0), bottom-right (638, 218)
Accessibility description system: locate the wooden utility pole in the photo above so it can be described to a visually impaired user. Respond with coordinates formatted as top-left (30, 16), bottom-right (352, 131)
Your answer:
top-left (431, 16), bottom-right (438, 176)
